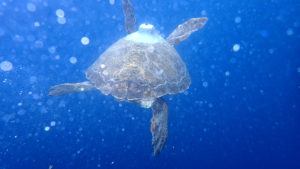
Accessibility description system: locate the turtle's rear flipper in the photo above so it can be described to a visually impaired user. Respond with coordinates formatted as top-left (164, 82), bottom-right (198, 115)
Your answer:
top-left (122, 0), bottom-right (136, 34)
top-left (49, 81), bottom-right (96, 96)
top-left (151, 97), bottom-right (168, 156)
top-left (166, 17), bottom-right (208, 46)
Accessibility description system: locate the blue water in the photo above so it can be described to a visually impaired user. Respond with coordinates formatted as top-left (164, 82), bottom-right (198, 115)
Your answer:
top-left (0, 0), bottom-right (299, 169)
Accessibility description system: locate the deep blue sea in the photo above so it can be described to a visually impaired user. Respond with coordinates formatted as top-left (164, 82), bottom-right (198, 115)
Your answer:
top-left (0, 0), bottom-right (299, 169)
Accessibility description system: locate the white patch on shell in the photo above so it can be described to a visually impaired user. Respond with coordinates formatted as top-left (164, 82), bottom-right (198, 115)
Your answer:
top-left (100, 64), bottom-right (106, 69)
top-left (102, 70), bottom-right (108, 76)
top-left (147, 46), bottom-right (155, 53)
top-left (158, 69), bottom-right (164, 75)
top-left (125, 24), bottom-right (165, 44)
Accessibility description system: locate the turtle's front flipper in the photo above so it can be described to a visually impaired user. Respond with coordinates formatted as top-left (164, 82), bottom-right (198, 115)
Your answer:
top-left (166, 17), bottom-right (208, 46)
top-left (151, 97), bottom-right (168, 156)
top-left (49, 81), bottom-right (96, 96)
top-left (122, 0), bottom-right (136, 34)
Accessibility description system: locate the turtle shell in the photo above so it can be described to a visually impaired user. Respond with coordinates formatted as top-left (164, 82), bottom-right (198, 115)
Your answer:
top-left (86, 36), bottom-right (190, 101)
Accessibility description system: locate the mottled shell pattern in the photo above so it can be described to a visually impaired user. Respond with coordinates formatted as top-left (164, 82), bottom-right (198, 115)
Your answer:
top-left (86, 27), bottom-right (190, 102)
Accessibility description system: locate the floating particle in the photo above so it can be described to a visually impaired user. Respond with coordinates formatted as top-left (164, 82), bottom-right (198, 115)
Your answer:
top-left (17, 109), bottom-right (26, 116)
top-left (55, 55), bottom-right (60, 60)
top-left (69, 57), bottom-right (77, 64)
top-left (0, 60), bottom-right (13, 71)
top-left (56, 9), bottom-right (65, 18)
top-left (57, 17), bottom-right (66, 24)
top-left (34, 21), bottom-right (40, 27)
top-left (268, 48), bottom-right (274, 54)
top-left (109, 0), bottom-right (115, 5)
top-left (27, 35), bottom-right (35, 42)
top-left (202, 81), bottom-right (208, 88)
top-left (225, 71), bottom-right (230, 76)
top-left (33, 93), bottom-right (40, 100)
top-left (297, 67), bottom-right (300, 73)
top-left (27, 3), bottom-right (36, 12)
top-left (259, 30), bottom-right (269, 38)
top-left (260, 89), bottom-right (264, 95)
top-left (0, 28), bottom-right (5, 36)
top-left (34, 40), bottom-right (44, 48)
top-left (48, 46), bottom-right (56, 54)
top-left (30, 76), bottom-right (37, 84)
top-left (234, 16), bottom-right (241, 23)
top-left (233, 44), bottom-right (240, 52)
top-left (44, 126), bottom-right (50, 131)
top-left (13, 34), bottom-right (24, 42)
top-left (50, 121), bottom-right (56, 126)
top-left (286, 28), bottom-right (294, 36)
top-left (81, 36), bottom-right (90, 45)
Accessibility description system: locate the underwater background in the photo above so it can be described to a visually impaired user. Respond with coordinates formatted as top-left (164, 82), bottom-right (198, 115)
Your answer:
top-left (0, 0), bottom-right (299, 168)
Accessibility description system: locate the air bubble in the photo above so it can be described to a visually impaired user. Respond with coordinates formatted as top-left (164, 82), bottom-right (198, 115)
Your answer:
top-left (56, 9), bottom-right (65, 18)
top-left (50, 121), bottom-right (56, 126)
top-left (0, 60), bottom-right (13, 71)
top-left (48, 46), bottom-right (56, 54)
top-left (233, 44), bottom-right (240, 52)
top-left (27, 3), bottom-right (36, 12)
top-left (81, 36), bottom-right (90, 45)
top-left (109, 0), bottom-right (115, 5)
top-left (34, 21), bottom-right (40, 27)
top-left (234, 16), bottom-right (241, 23)
top-left (69, 57), bottom-right (77, 64)
top-left (57, 17), bottom-right (66, 24)
top-left (44, 126), bottom-right (50, 131)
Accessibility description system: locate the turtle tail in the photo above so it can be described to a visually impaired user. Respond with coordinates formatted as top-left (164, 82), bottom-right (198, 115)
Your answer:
top-left (49, 81), bottom-right (96, 96)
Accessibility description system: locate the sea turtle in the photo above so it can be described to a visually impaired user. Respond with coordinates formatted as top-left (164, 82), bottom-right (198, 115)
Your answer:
top-left (49, 0), bottom-right (207, 156)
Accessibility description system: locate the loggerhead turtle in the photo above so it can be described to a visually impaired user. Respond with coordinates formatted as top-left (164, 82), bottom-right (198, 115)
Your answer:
top-left (49, 0), bottom-right (207, 156)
